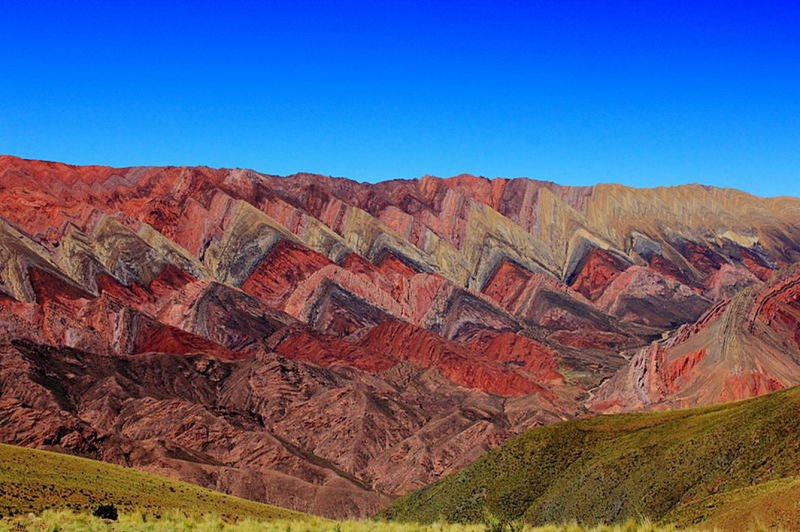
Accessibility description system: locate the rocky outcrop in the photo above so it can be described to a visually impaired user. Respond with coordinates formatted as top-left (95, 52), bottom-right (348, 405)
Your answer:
top-left (595, 266), bottom-right (712, 329)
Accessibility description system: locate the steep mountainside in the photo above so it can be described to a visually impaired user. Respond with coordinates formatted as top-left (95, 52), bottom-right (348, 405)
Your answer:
top-left (384, 386), bottom-right (800, 531)
top-left (0, 155), bottom-right (798, 517)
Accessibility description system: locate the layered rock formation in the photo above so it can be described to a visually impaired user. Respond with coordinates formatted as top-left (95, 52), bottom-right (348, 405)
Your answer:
top-left (591, 264), bottom-right (800, 411)
top-left (0, 155), bottom-right (798, 517)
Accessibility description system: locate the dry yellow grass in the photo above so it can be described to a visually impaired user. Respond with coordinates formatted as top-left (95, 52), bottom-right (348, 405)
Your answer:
top-left (0, 510), bottom-right (697, 532)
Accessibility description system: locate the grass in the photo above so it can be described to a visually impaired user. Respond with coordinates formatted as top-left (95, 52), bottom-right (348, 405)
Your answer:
top-left (383, 386), bottom-right (800, 529)
top-left (0, 510), bottom-right (694, 532)
top-left (0, 443), bottom-right (305, 522)
top-left (665, 476), bottom-right (800, 531)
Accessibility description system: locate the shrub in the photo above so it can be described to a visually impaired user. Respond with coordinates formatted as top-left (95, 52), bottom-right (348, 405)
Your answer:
top-left (93, 503), bottom-right (118, 520)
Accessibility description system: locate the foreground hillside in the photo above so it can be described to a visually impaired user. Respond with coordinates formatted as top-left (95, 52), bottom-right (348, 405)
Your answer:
top-left (0, 443), bottom-right (304, 521)
top-left (0, 445), bottom-right (684, 532)
top-left (384, 386), bottom-right (800, 531)
top-left (1, 155), bottom-right (799, 516)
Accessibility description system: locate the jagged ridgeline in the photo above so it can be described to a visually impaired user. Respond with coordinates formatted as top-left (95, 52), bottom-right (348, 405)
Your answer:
top-left (383, 386), bottom-right (800, 531)
top-left (0, 155), bottom-right (799, 519)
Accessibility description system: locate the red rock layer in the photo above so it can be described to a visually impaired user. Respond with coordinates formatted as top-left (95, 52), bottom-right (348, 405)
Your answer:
top-left (569, 247), bottom-right (630, 301)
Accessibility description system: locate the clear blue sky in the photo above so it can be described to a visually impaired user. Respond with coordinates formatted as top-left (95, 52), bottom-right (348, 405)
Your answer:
top-left (2, 1), bottom-right (799, 197)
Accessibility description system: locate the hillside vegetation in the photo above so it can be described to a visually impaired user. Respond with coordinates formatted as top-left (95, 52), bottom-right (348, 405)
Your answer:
top-left (0, 443), bottom-right (693, 531)
top-left (384, 386), bottom-right (800, 531)
top-left (0, 443), bottom-right (305, 521)
top-left (666, 476), bottom-right (800, 530)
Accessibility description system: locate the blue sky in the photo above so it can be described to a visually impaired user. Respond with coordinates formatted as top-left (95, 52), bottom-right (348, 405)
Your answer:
top-left (1, 1), bottom-right (799, 197)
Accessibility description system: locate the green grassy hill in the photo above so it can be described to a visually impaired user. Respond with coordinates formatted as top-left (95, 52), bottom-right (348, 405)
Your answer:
top-left (383, 386), bottom-right (800, 530)
top-left (0, 443), bottom-right (306, 521)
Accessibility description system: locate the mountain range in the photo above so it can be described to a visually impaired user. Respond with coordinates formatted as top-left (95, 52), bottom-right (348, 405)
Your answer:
top-left (0, 155), bottom-right (798, 518)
